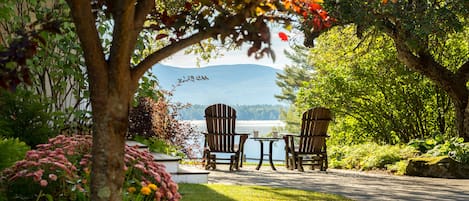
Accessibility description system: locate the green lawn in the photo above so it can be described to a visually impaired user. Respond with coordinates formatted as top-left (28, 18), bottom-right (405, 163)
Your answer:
top-left (179, 183), bottom-right (352, 201)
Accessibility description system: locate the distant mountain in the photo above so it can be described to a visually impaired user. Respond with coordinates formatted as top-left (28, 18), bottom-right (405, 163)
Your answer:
top-left (152, 64), bottom-right (283, 105)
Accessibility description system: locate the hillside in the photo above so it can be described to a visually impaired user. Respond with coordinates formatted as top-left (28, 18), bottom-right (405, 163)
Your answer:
top-left (152, 64), bottom-right (283, 105)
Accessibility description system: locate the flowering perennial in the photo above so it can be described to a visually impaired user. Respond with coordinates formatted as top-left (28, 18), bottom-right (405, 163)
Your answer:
top-left (1, 134), bottom-right (181, 201)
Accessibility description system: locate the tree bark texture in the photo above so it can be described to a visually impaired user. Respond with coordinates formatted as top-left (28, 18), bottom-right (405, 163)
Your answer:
top-left (66, 1), bottom-right (135, 200)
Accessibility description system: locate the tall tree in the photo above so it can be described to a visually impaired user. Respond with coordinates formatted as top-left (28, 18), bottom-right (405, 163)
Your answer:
top-left (275, 45), bottom-right (313, 104)
top-left (62, 1), bottom-right (330, 200)
top-left (322, 1), bottom-right (469, 141)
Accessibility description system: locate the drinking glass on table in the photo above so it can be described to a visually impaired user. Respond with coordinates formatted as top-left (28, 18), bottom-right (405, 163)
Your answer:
top-left (272, 131), bottom-right (278, 138)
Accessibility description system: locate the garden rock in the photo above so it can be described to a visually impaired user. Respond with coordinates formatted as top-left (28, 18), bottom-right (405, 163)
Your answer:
top-left (406, 156), bottom-right (469, 179)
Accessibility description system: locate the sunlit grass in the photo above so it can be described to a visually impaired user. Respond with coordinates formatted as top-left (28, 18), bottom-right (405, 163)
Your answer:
top-left (179, 183), bottom-right (352, 201)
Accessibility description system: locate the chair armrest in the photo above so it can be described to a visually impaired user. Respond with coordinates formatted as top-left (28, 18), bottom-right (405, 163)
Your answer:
top-left (236, 133), bottom-right (249, 154)
top-left (283, 134), bottom-right (297, 153)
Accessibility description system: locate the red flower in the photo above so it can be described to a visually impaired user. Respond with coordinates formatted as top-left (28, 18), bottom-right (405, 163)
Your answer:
top-left (278, 32), bottom-right (288, 41)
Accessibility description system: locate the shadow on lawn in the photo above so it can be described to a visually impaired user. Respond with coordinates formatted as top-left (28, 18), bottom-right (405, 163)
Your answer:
top-left (177, 183), bottom-right (350, 201)
top-left (178, 183), bottom-right (235, 201)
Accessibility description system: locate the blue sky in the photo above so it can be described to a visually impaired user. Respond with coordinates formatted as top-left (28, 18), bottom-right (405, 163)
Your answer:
top-left (161, 27), bottom-right (300, 70)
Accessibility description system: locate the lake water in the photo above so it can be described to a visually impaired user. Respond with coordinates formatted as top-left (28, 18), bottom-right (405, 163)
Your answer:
top-left (185, 120), bottom-right (287, 163)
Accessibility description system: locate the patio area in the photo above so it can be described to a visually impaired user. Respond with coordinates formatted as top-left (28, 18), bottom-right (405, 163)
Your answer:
top-left (201, 165), bottom-right (469, 201)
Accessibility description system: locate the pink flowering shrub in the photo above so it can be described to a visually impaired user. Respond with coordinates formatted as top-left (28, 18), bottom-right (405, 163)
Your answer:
top-left (1, 134), bottom-right (180, 201)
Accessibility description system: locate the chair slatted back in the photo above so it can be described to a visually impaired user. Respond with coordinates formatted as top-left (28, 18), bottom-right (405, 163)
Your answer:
top-left (205, 104), bottom-right (237, 153)
top-left (298, 107), bottom-right (331, 154)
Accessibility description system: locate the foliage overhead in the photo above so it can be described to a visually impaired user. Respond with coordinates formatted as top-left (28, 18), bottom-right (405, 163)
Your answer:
top-left (323, 0), bottom-right (467, 44)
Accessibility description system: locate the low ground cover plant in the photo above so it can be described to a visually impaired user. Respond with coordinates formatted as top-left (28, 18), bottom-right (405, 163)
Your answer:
top-left (329, 136), bottom-right (469, 175)
top-left (328, 142), bottom-right (419, 173)
top-left (0, 135), bottom-right (180, 201)
top-left (411, 137), bottom-right (469, 164)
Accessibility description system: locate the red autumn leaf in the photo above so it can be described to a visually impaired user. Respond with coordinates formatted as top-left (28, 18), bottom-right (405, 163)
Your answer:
top-left (323, 20), bottom-right (332, 28)
top-left (318, 10), bottom-right (328, 20)
top-left (312, 17), bottom-right (323, 31)
top-left (309, 3), bottom-right (322, 12)
top-left (278, 32), bottom-right (288, 41)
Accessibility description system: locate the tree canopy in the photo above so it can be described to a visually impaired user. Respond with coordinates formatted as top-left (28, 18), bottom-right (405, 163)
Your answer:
top-left (321, 1), bottom-right (469, 141)
top-left (296, 25), bottom-right (455, 144)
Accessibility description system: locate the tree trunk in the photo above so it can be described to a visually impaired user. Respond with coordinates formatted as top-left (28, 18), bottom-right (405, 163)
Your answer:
top-left (457, 102), bottom-right (469, 142)
top-left (90, 89), bottom-right (130, 201)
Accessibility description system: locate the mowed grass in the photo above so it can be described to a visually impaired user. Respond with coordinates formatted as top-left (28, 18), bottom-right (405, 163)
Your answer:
top-left (179, 183), bottom-right (352, 201)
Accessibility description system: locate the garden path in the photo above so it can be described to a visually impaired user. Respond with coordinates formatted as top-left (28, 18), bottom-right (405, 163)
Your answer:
top-left (202, 165), bottom-right (469, 201)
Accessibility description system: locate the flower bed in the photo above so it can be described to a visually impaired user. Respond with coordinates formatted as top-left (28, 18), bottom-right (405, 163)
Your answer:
top-left (1, 134), bottom-right (180, 200)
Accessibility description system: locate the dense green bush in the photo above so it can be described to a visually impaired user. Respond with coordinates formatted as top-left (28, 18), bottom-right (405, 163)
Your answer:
top-left (0, 138), bottom-right (30, 171)
top-left (407, 136), bottom-right (469, 164)
top-left (328, 143), bottom-right (418, 171)
top-left (425, 137), bottom-right (469, 164)
top-left (0, 89), bottom-right (61, 147)
top-left (0, 135), bottom-right (181, 200)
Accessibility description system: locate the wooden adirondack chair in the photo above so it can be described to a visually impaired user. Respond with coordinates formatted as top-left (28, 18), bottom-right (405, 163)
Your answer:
top-left (283, 107), bottom-right (332, 171)
top-left (203, 104), bottom-right (248, 171)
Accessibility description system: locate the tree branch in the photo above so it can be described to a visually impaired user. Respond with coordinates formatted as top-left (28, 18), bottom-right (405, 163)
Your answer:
top-left (394, 39), bottom-right (468, 104)
top-left (134, 0), bottom-right (155, 34)
top-left (108, 0), bottom-right (136, 76)
top-left (130, 30), bottom-right (214, 88)
top-left (65, 0), bottom-right (108, 93)
top-left (130, 11), bottom-right (249, 90)
top-left (456, 60), bottom-right (469, 81)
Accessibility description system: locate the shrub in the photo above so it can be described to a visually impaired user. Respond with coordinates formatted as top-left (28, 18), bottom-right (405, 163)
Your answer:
top-left (386, 160), bottom-right (409, 175)
top-left (407, 134), bottom-right (445, 154)
top-left (128, 97), bottom-right (200, 158)
top-left (426, 137), bottom-right (469, 164)
top-left (1, 135), bottom-right (181, 201)
top-left (0, 138), bottom-right (30, 171)
top-left (328, 143), bottom-right (419, 171)
top-left (0, 89), bottom-right (60, 147)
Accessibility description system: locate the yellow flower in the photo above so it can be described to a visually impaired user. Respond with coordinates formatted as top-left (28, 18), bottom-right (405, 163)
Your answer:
top-left (140, 186), bottom-right (151, 195)
top-left (148, 183), bottom-right (158, 191)
top-left (256, 7), bottom-right (266, 16)
top-left (128, 187), bottom-right (136, 193)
